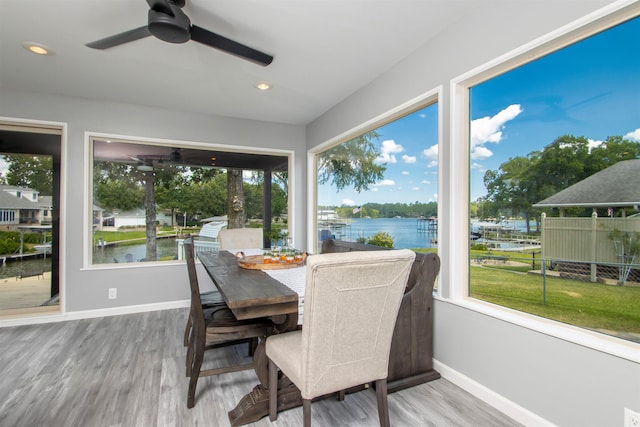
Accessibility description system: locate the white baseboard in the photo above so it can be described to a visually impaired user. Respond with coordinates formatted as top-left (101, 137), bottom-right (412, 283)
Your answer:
top-left (433, 359), bottom-right (556, 427)
top-left (0, 299), bottom-right (190, 328)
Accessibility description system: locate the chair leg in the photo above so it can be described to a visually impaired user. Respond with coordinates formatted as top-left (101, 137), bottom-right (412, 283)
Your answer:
top-left (248, 337), bottom-right (258, 357)
top-left (303, 399), bottom-right (312, 427)
top-left (187, 335), bottom-right (205, 409)
top-left (375, 379), bottom-right (390, 427)
top-left (337, 390), bottom-right (345, 401)
top-left (269, 359), bottom-right (278, 421)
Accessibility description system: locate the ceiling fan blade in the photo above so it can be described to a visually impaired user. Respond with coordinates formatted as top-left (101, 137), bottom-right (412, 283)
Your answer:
top-left (190, 25), bottom-right (273, 66)
top-left (86, 26), bottom-right (151, 50)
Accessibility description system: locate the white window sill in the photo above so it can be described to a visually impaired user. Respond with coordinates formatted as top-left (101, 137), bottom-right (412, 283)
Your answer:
top-left (434, 295), bottom-right (640, 363)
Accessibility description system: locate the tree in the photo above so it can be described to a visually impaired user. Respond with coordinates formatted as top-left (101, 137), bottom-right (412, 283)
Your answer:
top-left (94, 179), bottom-right (144, 212)
top-left (94, 162), bottom-right (144, 211)
top-left (227, 169), bottom-right (245, 228)
top-left (317, 131), bottom-right (386, 192)
top-left (483, 155), bottom-right (541, 232)
top-left (4, 154), bottom-right (53, 195)
top-left (482, 134), bottom-right (640, 229)
top-left (586, 135), bottom-right (640, 173)
top-left (142, 170), bottom-right (157, 261)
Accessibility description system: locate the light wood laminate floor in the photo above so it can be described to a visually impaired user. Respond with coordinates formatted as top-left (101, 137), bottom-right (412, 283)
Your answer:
top-left (0, 309), bottom-right (521, 427)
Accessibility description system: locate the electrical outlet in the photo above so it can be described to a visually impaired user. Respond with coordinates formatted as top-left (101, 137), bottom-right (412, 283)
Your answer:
top-left (108, 288), bottom-right (117, 299)
top-left (625, 408), bottom-right (640, 427)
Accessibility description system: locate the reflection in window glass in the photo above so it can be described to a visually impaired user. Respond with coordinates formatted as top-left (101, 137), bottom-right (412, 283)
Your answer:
top-left (91, 139), bottom-right (288, 264)
top-left (0, 153), bottom-right (56, 310)
top-left (469, 17), bottom-right (640, 342)
top-left (315, 103), bottom-right (438, 254)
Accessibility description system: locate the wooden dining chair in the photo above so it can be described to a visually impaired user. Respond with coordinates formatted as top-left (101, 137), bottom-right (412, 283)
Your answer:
top-left (218, 227), bottom-right (263, 250)
top-left (182, 235), bottom-right (227, 347)
top-left (266, 249), bottom-right (415, 427)
top-left (183, 236), bottom-right (273, 409)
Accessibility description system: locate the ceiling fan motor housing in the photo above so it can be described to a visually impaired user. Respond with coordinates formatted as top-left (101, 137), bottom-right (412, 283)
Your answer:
top-left (148, 6), bottom-right (191, 43)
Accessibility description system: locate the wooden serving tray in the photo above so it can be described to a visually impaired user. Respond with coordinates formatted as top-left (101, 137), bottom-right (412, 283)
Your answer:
top-left (236, 253), bottom-right (306, 270)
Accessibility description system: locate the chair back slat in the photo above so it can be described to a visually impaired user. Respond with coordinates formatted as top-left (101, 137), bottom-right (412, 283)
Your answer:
top-left (183, 237), bottom-right (205, 328)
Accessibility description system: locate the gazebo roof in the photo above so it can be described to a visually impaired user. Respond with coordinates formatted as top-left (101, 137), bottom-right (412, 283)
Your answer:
top-left (533, 159), bottom-right (640, 208)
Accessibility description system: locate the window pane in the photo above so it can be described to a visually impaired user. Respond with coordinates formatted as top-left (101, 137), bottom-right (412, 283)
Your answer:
top-left (315, 103), bottom-right (438, 254)
top-left (0, 152), bottom-right (57, 311)
top-left (469, 17), bottom-right (640, 343)
top-left (91, 139), bottom-right (288, 264)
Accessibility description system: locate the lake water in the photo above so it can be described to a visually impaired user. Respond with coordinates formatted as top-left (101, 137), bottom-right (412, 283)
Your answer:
top-left (321, 217), bottom-right (536, 249)
top-left (322, 218), bottom-right (438, 249)
top-left (6, 218), bottom-right (537, 272)
top-left (0, 256), bottom-right (52, 280)
top-left (92, 238), bottom-right (179, 264)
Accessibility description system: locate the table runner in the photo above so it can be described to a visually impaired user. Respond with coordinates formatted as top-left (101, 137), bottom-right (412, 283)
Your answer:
top-left (264, 266), bottom-right (306, 325)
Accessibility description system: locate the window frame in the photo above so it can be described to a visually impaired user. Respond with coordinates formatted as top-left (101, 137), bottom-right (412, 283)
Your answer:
top-left (446, 1), bottom-right (640, 362)
top-left (84, 132), bottom-right (294, 270)
top-left (307, 88), bottom-right (442, 253)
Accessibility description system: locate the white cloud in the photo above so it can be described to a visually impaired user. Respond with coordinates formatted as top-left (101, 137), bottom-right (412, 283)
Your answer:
top-left (470, 104), bottom-right (523, 160)
top-left (401, 171), bottom-right (409, 175)
top-left (471, 162), bottom-right (485, 172)
top-left (624, 128), bottom-right (640, 141)
top-left (342, 199), bottom-right (356, 206)
top-left (421, 180), bottom-right (430, 184)
top-left (373, 179), bottom-right (396, 186)
top-left (375, 140), bottom-right (404, 164)
top-left (588, 139), bottom-right (604, 153)
top-left (412, 187), bottom-right (420, 191)
top-left (422, 144), bottom-right (439, 168)
top-left (471, 146), bottom-right (493, 160)
top-left (402, 154), bottom-right (416, 164)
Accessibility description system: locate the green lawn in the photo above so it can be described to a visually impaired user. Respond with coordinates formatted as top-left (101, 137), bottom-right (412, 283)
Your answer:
top-left (470, 266), bottom-right (640, 335)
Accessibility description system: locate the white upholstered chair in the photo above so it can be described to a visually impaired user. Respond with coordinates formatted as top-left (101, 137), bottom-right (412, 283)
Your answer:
top-left (218, 227), bottom-right (263, 250)
top-left (266, 249), bottom-right (416, 427)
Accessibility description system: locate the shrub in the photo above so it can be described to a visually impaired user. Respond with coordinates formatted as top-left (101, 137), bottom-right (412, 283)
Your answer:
top-left (471, 243), bottom-right (489, 251)
top-left (367, 232), bottom-right (394, 248)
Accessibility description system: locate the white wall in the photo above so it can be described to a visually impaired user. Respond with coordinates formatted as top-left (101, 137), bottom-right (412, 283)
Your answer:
top-left (0, 88), bottom-right (306, 312)
top-left (306, 1), bottom-right (639, 426)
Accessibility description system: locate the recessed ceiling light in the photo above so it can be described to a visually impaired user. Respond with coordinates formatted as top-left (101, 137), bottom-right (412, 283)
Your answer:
top-left (22, 42), bottom-right (54, 56)
top-left (255, 81), bottom-right (272, 91)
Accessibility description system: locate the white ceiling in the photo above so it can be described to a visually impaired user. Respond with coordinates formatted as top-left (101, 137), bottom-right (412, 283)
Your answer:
top-left (0, 0), bottom-right (487, 125)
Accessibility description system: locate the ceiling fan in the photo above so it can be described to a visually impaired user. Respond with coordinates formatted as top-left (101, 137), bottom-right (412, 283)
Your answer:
top-left (86, 0), bottom-right (273, 66)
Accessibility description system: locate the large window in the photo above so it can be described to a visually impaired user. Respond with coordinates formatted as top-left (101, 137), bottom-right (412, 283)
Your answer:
top-left (468, 16), bottom-right (640, 343)
top-left (90, 137), bottom-right (289, 265)
top-left (0, 123), bottom-right (61, 314)
top-left (314, 101), bottom-right (439, 254)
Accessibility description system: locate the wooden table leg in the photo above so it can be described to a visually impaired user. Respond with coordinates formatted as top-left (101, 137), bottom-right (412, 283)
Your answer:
top-left (228, 314), bottom-right (303, 427)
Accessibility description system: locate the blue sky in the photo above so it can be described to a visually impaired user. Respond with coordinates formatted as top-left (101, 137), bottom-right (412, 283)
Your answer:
top-left (319, 15), bottom-right (639, 207)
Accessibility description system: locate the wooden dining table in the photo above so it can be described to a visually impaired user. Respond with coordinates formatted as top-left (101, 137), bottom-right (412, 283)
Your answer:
top-left (197, 250), bottom-right (304, 426)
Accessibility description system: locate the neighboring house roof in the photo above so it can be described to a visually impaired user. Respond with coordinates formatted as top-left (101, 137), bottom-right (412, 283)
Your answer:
top-left (38, 195), bottom-right (53, 208)
top-left (0, 188), bottom-right (42, 209)
top-left (534, 159), bottom-right (640, 208)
